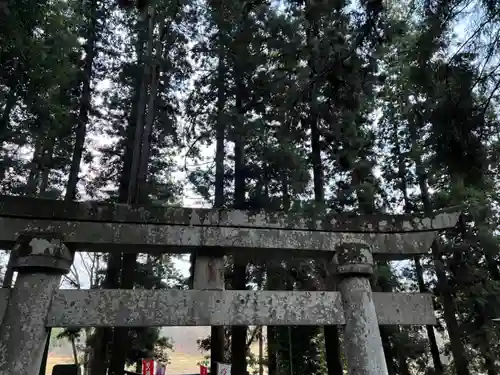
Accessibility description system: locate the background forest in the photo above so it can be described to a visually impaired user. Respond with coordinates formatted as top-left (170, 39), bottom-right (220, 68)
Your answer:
top-left (2, 0), bottom-right (500, 374)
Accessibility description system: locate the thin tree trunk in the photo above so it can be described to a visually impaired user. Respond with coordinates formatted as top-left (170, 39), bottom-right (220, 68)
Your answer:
top-left (90, 247), bottom-right (123, 375)
top-left (39, 137), bottom-right (54, 196)
top-left (0, 81), bottom-right (17, 181)
top-left (2, 253), bottom-right (14, 288)
top-left (26, 135), bottom-right (43, 196)
top-left (259, 326), bottom-right (264, 375)
top-left (231, 93), bottom-right (248, 374)
top-left (71, 337), bottom-right (79, 366)
top-left (267, 261), bottom-right (286, 375)
top-left (83, 328), bottom-right (92, 375)
top-left (50, 2), bottom-right (98, 373)
top-left (373, 263), bottom-right (397, 375)
top-left (396, 351), bottom-right (411, 375)
top-left (432, 243), bottom-right (470, 375)
top-left (0, 60), bottom-right (20, 156)
top-left (415, 255), bottom-right (444, 374)
top-left (267, 325), bottom-right (277, 375)
top-left (209, 12), bottom-right (227, 373)
top-left (416, 165), bottom-right (470, 375)
top-left (379, 327), bottom-right (396, 375)
top-left (37, 135), bottom-right (56, 375)
top-left (231, 265), bottom-right (247, 375)
top-left (65, 0), bottom-right (98, 201)
top-left (394, 120), bottom-right (442, 374)
top-left (230, 7), bottom-right (250, 375)
top-left (90, 66), bottom-right (141, 373)
top-left (126, 6), bottom-right (153, 205)
top-left (136, 16), bottom-right (164, 200)
top-left (411, 6), bottom-right (471, 369)
top-left (38, 334), bottom-right (51, 375)
top-left (472, 219), bottom-right (500, 370)
top-left (83, 346), bottom-right (90, 375)
top-left (0, 81), bottom-right (16, 140)
top-left (108, 7), bottom-right (154, 375)
top-left (306, 2), bottom-right (343, 370)
top-left (474, 318), bottom-right (496, 375)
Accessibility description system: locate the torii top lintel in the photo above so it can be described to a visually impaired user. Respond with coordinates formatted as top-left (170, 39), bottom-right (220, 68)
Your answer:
top-left (0, 195), bottom-right (460, 233)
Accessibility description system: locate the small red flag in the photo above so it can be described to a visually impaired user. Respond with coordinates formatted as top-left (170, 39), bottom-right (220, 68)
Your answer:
top-left (142, 359), bottom-right (155, 375)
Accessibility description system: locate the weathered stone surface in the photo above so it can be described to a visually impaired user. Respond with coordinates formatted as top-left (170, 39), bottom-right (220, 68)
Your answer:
top-left (0, 218), bottom-right (440, 256)
top-left (339, 277), bottom-right (389, 375)
top-left (47, 290), bottom-right (343, 327)
top-left (334, 243), bottom-right (374, 276)
top-left (0, 272), bottom-right (63, 375)
top-left (45, 290), bottom-right (436, 327)
top-left (0, 195), bottom-right (460, 233)
top-left (12, 232), bottom-right (73, 274)
top-left (373, 292), bottom-right (436, 325)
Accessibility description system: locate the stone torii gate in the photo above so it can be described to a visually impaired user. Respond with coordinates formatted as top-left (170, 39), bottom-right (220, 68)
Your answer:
top-left (0, 195), bottom-right (460, 375)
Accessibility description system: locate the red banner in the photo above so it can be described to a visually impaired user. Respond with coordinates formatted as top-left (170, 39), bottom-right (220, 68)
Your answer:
top-left (200, 365), bottom-right (208, 375)
top-left (142, 359), bottom-right (155, 375)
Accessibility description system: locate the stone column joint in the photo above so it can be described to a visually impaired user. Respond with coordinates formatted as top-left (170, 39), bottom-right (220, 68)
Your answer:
top-left (333, 242), bottom-right (374, 277)
top-left (12, 231), bottom-right (73, 274)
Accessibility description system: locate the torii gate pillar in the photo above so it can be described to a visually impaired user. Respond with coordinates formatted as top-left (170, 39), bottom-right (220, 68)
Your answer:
top-left (334, 242), bottom-right (389, 375)
top-left (0, 231), bottom-right (73, 375)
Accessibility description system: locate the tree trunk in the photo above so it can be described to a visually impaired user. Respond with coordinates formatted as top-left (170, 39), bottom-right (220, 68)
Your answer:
top-left (71, 336), bottom-right (79, 366)
top-left (304, 2), bottom-right (343, 372)
top-left (415, 255), bottom-right (444, 374)
top-left (125, 6), bottom-right (152, 205)
top-left (231, 70), bottom-right (248, 375)
top-left (416, 167), bottom-right (470, 375)
top-left (91, 66), bottom-right (141, 373)
top-left (231, 265), bottom-right (247, 375)
top-left (379, 327), bottom-right (396, 375)
top-left (0, 80), bottom-right (16, 141)
top-left (479, 325), bottom-right (496, 375)
top-left (307, 3), bottom-right (343, 375)
top-left (267, 325), bottom-right (277, 375)
top-left (38, 3), bottom-right (99, 372)
top-left (136, 15), bottom-right (164, 201)
top-left (90, 253), bottom-right (122, 375)
top-left (26, 135), bottom-right (43, 196)
top-left (259, 326), bottom-right (264, 375)
top-left (398, 350), bottom-right (411, 375)
top-left (0, 81), bottom-right (17, 181)
top-left (230, 7), bottom-right (250, 375)
top-left (2, 248), bottom-right (15, 288)
top-left (108, 7), bottom-right (154, 375)
top-left (206, 10), bottom-right (228, 372)
top-left (83, 328), bottom-right (92, 375)
top-left (394, 121), bottom-right (442, 375)
top-left (432, 244), bottom-right (470, 375)
top-left (65, 0), bottom-right (98, 201)
top-left (39, 137), bottom-right (54, 196)
top-left (373, 264), bottom-right (398, 375)
top-left (36, 135), bottom-right (56, 375)
top-left (87, 3), bottom-right (147, 375)
top-left (38, 334), bottom-right (51, 375)
top-left (266, 265), bottom-right (284, 375)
